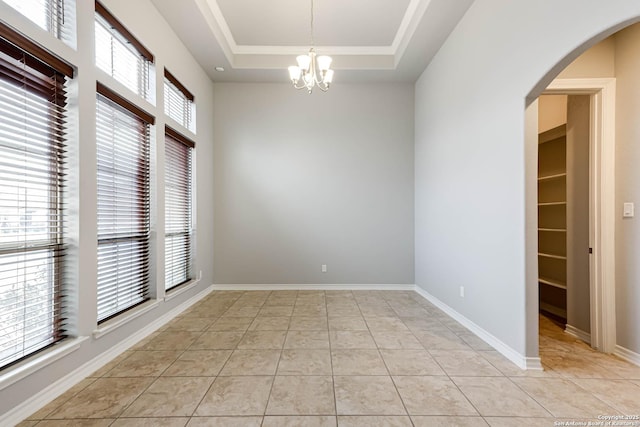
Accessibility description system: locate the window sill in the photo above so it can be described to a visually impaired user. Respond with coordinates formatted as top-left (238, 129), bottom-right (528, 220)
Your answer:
top-left (93, 299), bottom-right (161, 340)
top-left (164, 278), bottom-right (201, 302)
top-left (0, 336), bottom-right (88, 391)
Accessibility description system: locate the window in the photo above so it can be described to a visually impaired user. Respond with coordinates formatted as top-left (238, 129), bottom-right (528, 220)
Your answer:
top-left (95, 1), bottom-right (154, 100)
top-left (165, 127), bottom-right (194, 291)
top-left (1, 0), bottom-right (76, 47)
top-left (0, 23), bottom-right (72, 369)
top-left (96, 82), bottom-right (154, 322)
top-left (164, 69), bottom-right (195, 132)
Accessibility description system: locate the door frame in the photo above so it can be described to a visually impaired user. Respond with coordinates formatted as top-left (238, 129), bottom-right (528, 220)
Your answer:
top-left (535, 78), bottom-right (616, 353)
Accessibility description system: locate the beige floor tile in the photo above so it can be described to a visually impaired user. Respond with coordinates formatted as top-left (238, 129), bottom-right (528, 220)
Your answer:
top-left (122, 376), bottom-right (214, 417)
top-left (195, 376), bottom-right (274, 416)
top-left (104, 350), bottom-right (182, 377)
top-left (327, 305), bottom-right (362, 317)
top-left (380, 350), bottom-right (445, 376)
top-left (222, 306), bottom-right (261, 317)
top-left (219, 349), bottom-right (281, 375)
top-left (401, 317), bottom-right (444, 332)
top-left (164, 317), bottom-right (215, 331)
top-left (413, 330), bottom-right (472, 351)
top-left (411, 416), bottom-right (488, 426)
top-left (111, 418), bottom-right (189, 426)
top-left (36, 420), bottom-right (115, 427)
top-left (588, 352), bottom-right (640, 379)
top-left (266, 376), bottom-right (336, 415)
top-left (187, 417), bottom-right (263, 427)
top-left (264, 297), bottom-right (297, 306)
top-left (48, 377), bottom-right (153, 419)
top-left (248, 316), bottom-right (291, 331)
top-left (370, 330), bottom-right (424, 349)
top-left (15, 421), bottom-right (40, 427)
top-left (334, 376), bottom-right (406, 415)
top-left (263, 416), bottom-right (336, 426)
top-left (511, 377), bottom-right (619, 418)
top-left (27, 378), bottom-right (96, 420)
top-left (208, 317), bottom-right (253, 331)
top-left (358, 305), bottom-right (397, 317)
top-left (572, 378), bottom-right (640, 413)
top-left (365, 317), bottom-right (409, 332)
top-left (289, 316), bottom-right (329, 330)
top-left (162, 350), bottom-right (232, 377)
top-left (190, 331), bottom-right (244, 350)
top-left (140, 331), bottom-right (202, 351)
top-left (484, 417), bottom-right (574, 427)
top-left (89, 351), bottom-right (134, 377)
top-left (430, 350), bottom-right (502, 377)
top-left (293, 304), bottom-right (327, 316)
top-left (237, 330), bottom-right (287, 349)
top-left (338, 416), bottom-right (412, 426)
top-left (452, 377), bottom-right (549, 417)
top-left (458, 333), bottom-right (495, 351)
top-left (541, 350), bottom-right (624, 379)
top-left (278, 349), bottom-right (332, 375)
top-left (331, 350), bottom-right (388, 375)
top-left (477, 351), bottom-right (554, 377)
top-left (393, 376), bottom-right (477, 416)
top-left (259, 305), bottom-right (294, 316)
top-left (329, 331), bottom-right (377, 349)
top-left (284, 330), bottom-right (331, 349)
top-left (328, 317), bottom-right (368, 331)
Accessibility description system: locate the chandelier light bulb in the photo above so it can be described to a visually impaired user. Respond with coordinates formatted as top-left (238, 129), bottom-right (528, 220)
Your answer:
top-left (287, 0), bottom-right (334, 93)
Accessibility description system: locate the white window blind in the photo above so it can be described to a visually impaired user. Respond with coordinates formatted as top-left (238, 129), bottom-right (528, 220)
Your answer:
top-left (165, 127), bottom-right (193, 291)
top-left (164, 69), bottom-right (195, 132)
top-left (96, 83), bottom-right (153, 323)
top-left (0, 24), bottom-right (72, 369)
top-left (1, 0), bottom-right (76, 47)
top-left (95, 1), bottom-right (153, 101)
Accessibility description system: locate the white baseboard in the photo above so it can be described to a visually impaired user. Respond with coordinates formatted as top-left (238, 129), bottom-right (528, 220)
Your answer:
top-left (211, 283), bottom-right (416, 291)
top-left (413, 285), bottom-right (539, 371)
top-left (1, 284), bottom-right (215, 427)
top-left (565, 324), bottom-right (591, 345)
top-left (614, 345), bottom-right (640, 367)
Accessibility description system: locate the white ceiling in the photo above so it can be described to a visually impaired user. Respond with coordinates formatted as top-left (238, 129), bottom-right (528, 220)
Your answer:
top-left (150, 0), bottom-right (474, 83)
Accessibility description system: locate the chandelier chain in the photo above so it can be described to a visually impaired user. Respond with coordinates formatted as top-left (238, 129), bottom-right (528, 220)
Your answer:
top-left (310, 0), bottom-right (315, 47)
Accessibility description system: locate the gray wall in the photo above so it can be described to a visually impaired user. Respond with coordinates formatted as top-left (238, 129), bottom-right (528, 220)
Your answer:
top-left (615, 23), bottom-right (640, 354)
top-left (213, 83), bottom-right (414, 285)
top-left (414, 0), bottom-right (640, 359)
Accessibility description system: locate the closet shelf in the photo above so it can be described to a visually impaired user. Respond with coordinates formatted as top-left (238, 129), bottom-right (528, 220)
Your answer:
top-left (539, 277), bottom-right (567, 290)
top-left (538, 201), bottom-right (567, 206)
top-left (538, 252), bottom-right (567, 260)
top-left (538, 172), bottom-right (567, 181)
top-left (538, 228), bottom-right (567, 232)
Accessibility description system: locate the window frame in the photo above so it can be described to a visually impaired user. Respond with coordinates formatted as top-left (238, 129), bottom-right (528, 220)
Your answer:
top-left (0, 21), bottom-right (73, 371)
top-left (164, 125), bottom-right (194, 291)
top-left (164, 68), bottom-right (196, 132)
top-left (95, 81), bottom-right (155, 323)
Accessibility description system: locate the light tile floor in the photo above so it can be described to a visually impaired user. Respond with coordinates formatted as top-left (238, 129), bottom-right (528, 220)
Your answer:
top-left (19, 291), bottom-right (640, 426)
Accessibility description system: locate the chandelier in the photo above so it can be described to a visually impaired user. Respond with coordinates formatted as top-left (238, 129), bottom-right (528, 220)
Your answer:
top-left (287, 0), bottom-right (334, 93)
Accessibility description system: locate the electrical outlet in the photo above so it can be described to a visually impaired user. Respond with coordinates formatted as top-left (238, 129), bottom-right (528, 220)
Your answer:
top-left (321, 264), bottom-right (327, 273)
top-left (198, 270), bottom-right (203, 280)
top-left (460, 286), bottom-right (465, 297)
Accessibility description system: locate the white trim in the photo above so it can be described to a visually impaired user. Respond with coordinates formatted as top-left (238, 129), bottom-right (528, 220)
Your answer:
top-left (164, 278), bottom-right (201, 302)
top-left (0, 337), bottom-right (88, 392)
top-left (565, 324), bottom-right (592, 344)
top-left (0, 284), bottom-right (215, 427)
top-left (413, 286), bottom-right (538, 370)
top-left (211, 283), bottom-right (416, 291)
top-left (543, 78), bottom-right (617, 353)
top-left (92, 299), bottom-right (161, 340)
top-left (614, 345), bottom-right (640, 367)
